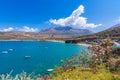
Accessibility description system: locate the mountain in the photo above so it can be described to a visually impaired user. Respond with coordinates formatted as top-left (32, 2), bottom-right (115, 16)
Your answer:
top-left (0, 27), bottom-right (93, 40)
top-left (40, 26), bottom-right (93, 35)
top-left (65, 24), bottom-right (120, 43)
top-left (96, 24), bottom-right (120, 37)
top-left (88, 24), bottom-right (120, 38)
top-left (109, 24), bottom-right (120, 29)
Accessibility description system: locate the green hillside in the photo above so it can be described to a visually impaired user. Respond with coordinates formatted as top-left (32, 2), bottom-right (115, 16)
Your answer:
top-left (65, 25), bottom-right (120, 43)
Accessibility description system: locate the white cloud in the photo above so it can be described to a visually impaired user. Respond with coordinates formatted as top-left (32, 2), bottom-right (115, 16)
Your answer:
top-left (0, 26), bottom-right (38, 32)
top-left (18, 26), bottom-right (38, 32)
top-left (0, 27), bottom-right (14, 32)
top-left (49, 5), bottom-right (102, 28)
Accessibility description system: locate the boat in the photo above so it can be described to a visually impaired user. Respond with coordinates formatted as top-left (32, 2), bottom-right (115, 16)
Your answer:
top-left (9, 49), bottom-right (13, 51)
top-left (1, 51), bottom-right (8, 54)
top-left (24, 56), bottom-right (31, 59)
top-left (47, 69), bottom-right (54, 72)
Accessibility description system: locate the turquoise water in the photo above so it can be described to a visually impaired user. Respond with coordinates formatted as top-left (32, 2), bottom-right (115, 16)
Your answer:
top-left (113, 45), bottom-right (120, 49)
top-left (0, 41), bottom-right (87, 75)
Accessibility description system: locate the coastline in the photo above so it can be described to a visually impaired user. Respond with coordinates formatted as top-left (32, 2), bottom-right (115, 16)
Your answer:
top-left (0, 39), bottom-right (91, 48)
top-left (45, 40), bottom-right (65, 43)
top-left (0, 40), bottom-right (41, 41)
top-left (76, 43), bottom-right (92, 47)
top-left (0, 39), bottom-right (65, 43)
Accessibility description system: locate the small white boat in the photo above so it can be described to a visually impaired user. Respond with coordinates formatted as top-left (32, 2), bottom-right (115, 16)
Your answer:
top-left (1, 51), bottom-right (8, 54)
top-left (47, 69), bottom-right (54, 72)
top-left (8, 49), bottom-right (13, 51)
top-left (24, 56), bottom-right (31, 59)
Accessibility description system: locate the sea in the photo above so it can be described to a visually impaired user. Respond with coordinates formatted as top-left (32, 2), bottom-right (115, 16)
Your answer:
top-left (0, 41), bottom-right (87, 75)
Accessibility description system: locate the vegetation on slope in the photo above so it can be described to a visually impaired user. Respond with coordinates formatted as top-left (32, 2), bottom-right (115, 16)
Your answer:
top-left (50, 65), bottom-right (120, 80)
top-left (50, 38), bottom-right (120, 80)
top-left (70, 25), bottom-right (120, 42)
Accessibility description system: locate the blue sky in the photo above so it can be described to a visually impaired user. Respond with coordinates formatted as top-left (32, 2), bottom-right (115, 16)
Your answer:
top-left (0, 0), bottom-right (120, 32)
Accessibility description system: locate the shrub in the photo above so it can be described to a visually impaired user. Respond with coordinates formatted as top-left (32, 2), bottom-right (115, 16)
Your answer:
top-left (50, 65), bottom-right (120, 80)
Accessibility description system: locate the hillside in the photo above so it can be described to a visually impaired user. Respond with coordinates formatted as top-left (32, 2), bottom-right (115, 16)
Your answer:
top-left (96, 24), bottom-right (120, 38)
top-left (79, 24), bottom-right (120, 39)
top-left (65, 24), bottom-right (120, 43)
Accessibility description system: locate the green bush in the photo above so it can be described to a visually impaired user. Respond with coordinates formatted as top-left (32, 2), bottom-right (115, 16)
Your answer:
top-left (50, 65), bottom-right (120, 80)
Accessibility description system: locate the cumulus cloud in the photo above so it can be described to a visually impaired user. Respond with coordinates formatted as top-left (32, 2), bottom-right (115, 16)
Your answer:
top-left (0, 27), bottom-right (14, 32)
top-left (49, 5), bottom-right (102, 28)
top-left (0, 26), bottom-right (38, 32)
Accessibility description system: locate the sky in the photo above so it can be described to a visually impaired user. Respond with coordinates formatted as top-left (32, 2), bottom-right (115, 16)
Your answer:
top-left (0, 0), bottom-right (120, 32)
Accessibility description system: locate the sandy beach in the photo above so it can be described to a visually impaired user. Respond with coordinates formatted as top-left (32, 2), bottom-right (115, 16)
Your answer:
top-left (77, 43), bottom-right (92, 47)
top-left (46, 40), bottom-right (92, 47)
top-left (45, 40), bottom-right (65, 43)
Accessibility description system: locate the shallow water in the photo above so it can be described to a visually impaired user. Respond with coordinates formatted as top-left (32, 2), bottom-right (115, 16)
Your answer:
top-left (0, 41), bottom-right (87, 75)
